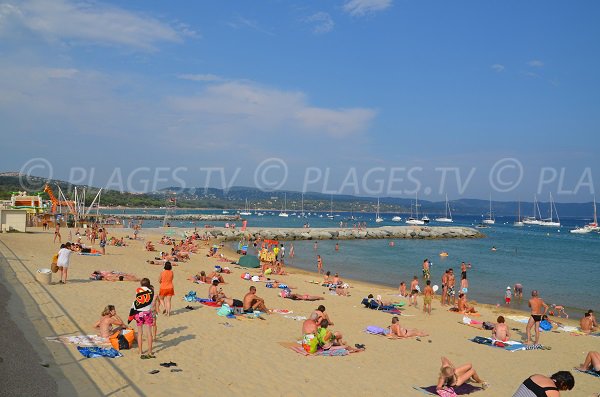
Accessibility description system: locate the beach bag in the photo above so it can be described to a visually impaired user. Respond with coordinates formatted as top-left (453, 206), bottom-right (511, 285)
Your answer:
top-left (437, 387), bottom-right (457, 397)
top-left (540, 320), bottom-right (552, 331)
top-left (482, 321), bottom-right (495, 330)
top-left (109, 328), bottom-right (135, 351)
top-left (217, 304), bottom-right (232, 316)
top-left (51, 254), bottom-right (59, 273)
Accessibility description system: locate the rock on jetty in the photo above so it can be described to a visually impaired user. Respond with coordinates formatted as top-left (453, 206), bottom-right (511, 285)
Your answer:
top-left (199, 226), bottom-right (484, 241)
top-left (108, 214), bottom-right (240, 221)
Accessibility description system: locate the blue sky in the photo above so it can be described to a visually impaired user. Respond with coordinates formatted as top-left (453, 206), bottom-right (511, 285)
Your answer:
top-left (1, 0), bottom-right (598, 201)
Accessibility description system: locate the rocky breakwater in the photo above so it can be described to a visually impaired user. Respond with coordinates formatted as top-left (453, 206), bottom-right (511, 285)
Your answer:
top-left (203, 226), bottom-right (484, 241)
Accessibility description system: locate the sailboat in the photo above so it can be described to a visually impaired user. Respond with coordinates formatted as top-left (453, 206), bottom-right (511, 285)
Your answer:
top-left (298, 193), bottom-right (306, 218)
top-left (522, 196), bottom-right (543, 225)
top-left (540, 193), bottom-right (560, 227)
top-left (375, 198), bottom-right (384, 223)
top-left (278, 193), bottom-right (289, 217)
top-left (240, 198), bottom-right (252, 216)
top-left (327, 196), bottom-right (334, 219)
top-left (406, 193), bottom-right (425, 225)
top-left (435, 194), bottom-right (453, 223)
top-left (571, 196), bottom-right (599, 233)
top-left (391, 214), bottom-right (402, 222)
top-left (482, 194), bottom-right (495, 224)
top-left (513, 200), bottom-right (524, 227)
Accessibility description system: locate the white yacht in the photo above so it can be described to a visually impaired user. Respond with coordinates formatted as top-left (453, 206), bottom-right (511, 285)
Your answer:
top-left (278, 193), bottom-right (289, 217)
top-left (435, 194), bottom-right (453, 223)
top-left (540, 193), bottom-right (560, 227)
top-left (391, 215), bottom-right (402, 222)
top-left (482, 194), bottom-right (495, 224)
top-left (513, 200), bottom-right (524, 227)
top-left (240, 198), bottom-right (252, 216)
top-left (406, 193), bottom-right (425, 225)
top-left (375, 198), bottom-right (384, 223)
top-left (571, 197), bottom-right (599, 234)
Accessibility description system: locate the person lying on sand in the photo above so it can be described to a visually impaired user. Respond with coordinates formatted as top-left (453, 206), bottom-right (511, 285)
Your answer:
top-left (217, 297), bottom-right (244, 309)
top-left (577, 351), bottom-right (600, 374)
top-left (94, 305), bottom-right (125, 339)
top-left (437, 356), bottom-right (488, 393)
top-left (386, 316), bottom-right (428, 339)
top-left (280, 289), bottom-right (324, 301)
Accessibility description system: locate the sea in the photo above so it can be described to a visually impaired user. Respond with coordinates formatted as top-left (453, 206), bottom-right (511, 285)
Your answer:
top-left (103, 208), bottom-right (599, 314)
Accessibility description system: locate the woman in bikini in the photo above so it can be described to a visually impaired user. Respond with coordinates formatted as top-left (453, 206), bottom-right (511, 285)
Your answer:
top-left (387, 316), bottom-right (428, 338)
top-left (437, 356), bottom-right (488, 393)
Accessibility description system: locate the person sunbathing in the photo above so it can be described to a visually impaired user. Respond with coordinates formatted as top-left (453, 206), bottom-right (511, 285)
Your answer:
top-left (580, 312), bottom-right (595, 333)
top-left (312, 305), bottom-right (333, 326)
top-left (492, 316), bottom-right (510, 341)
top-left (145, 241), bottom-right (156, 251)
top-left (437, 356), bottom-right (488, 393)
top-left (387, 316), bottom-right (428, 338)
top-left (243, 286), bottom-right (270, 313)
top-left (512, 371), bottom-right (574, 396)
top-left (577, 351), bottom-right (600, 374)
top-left (94, 305), bottom-right (125, 338)
top-left (458, 293), bottom-right (477, 314)
top-left (207, 271), bottom-right (225, 284)
top-left (280, 289), bottom-right (324, 301)
top-left (192, 271), bottom-right (210, 283)
top-left (217, 297), bottom-right (244, 309)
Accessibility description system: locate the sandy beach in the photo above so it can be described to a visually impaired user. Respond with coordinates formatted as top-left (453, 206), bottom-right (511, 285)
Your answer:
top-left (0, 228), bottom-right (598, 397)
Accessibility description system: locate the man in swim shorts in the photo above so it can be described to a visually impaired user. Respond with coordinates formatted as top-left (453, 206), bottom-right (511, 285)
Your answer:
top-left (422, 259), bottom-right (430, 280)
top-left (526, 290), bottom-right (549, 345)
top-left (446, 269), bottom-right (456, 306)
top-left (243, 286), bottom-right (269, 313)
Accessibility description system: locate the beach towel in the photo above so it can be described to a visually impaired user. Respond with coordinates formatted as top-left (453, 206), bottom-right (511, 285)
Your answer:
top-left (470, 336), bottom-right (548, 352)
top-left (283, 315), bottom-right (307, 321)
top-left (281, 342), bottom-right (350, 356)
top-left (78, 252), bottom-right (102, 256)
top-left (365, 326), bottom-right (389, 335)
top-left (574, 368), bottom-right (600, 378)
top-left (128, 286), bottom-right (154, 323)
top-left (413, 384), bottom-right (483, 395)
top-left (46, 335), bottom-right (109, 346)
top-left (77, 346), bottom-right (122, 358)
top-left (506, 315), bottom-right (530, 324)
top-left (272, 309), bottom-right (293, 314)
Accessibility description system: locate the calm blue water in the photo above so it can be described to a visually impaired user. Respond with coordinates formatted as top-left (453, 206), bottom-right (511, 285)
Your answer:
top-left (104, 209), bottom-right (600, 313)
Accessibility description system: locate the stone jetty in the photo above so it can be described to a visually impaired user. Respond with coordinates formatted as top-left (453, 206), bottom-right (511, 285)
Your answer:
top-left (197, 226), bottom-right (484, 241)
top-left (108, 214), bottom-right (240, 221)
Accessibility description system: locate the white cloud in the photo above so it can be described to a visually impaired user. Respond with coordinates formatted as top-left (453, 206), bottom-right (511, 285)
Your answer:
top-left (528, 60), bottom-right (544, 67)
top-left (491, 64), bottom-right (505, 72)
top-left (177, 74), bottom-right (223, 82)
top-left (47, 68), bottom-right (79, 79)
top-left (0, 0), bottom-right (192, 50)
top-left (166, 81), bottom-right (376, 139)
top-left (305, 12), bottom-right (334, 34)
top-left (343, 0), bottom-right (392, 17)
top-left (521, 71), bottom-right (541, 79)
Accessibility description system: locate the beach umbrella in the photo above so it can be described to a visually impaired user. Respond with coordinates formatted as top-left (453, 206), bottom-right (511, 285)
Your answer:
top-left (237, 255), bottom-right (260, 268)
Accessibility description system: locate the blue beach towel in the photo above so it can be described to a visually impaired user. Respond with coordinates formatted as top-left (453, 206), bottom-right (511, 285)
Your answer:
top-left (77, 346), bottom-right (122, 358)
top-left (574, 368), bottom-right (600, 378)
top-left (365, 326), bottom-right (389, 335)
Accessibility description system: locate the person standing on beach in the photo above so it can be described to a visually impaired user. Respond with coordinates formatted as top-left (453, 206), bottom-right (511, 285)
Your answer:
top-left (317, 255), bottom-right (323, 275)
top-left (57, 242), bottom-right (73, 284)
top-left (447, 269), bottom-right (456, 307)
top-left (129, 278), bottom-right (156, 359)
top-left (54, 221), bottom-right (61, 243)
top-left (409, 276), bottom-right (420, 307)
top-left (158, 262), bottom-right (174, 317)
top-left (526, 290), bottom-right (549, 345)
top-left (441, 270), bottom-right (449, 306)
top-left (423, 280), bottom-right (433, 315)
top-left (99, 228), bottom-right (107, 255)
top-left (422, 259), bottom-right (430, 281)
